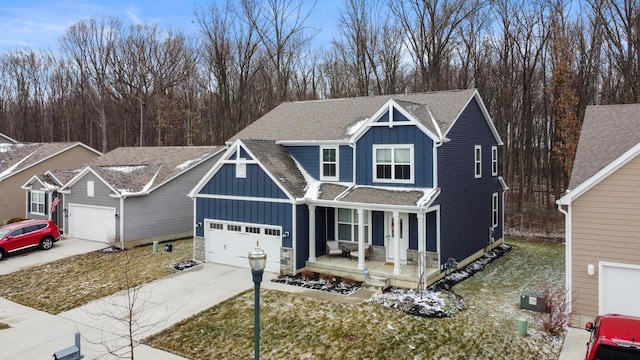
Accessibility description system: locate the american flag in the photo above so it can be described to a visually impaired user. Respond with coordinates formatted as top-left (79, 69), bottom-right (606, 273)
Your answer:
top-left (50, 196), bottom-right (61, 213)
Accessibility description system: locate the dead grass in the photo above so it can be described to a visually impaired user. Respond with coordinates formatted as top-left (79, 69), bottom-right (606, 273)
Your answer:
top-left (0, 239), bottom-right (193, 314)
top-left (146, 239), bottom-right (565, 359)
top-left (0, 322), bottom-right (9, 330)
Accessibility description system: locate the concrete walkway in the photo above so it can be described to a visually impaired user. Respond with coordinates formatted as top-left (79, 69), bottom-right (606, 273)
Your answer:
top-left (558, 326), bottom-right (589, 360)
top-left (0, 263), bottom-right (280, 359)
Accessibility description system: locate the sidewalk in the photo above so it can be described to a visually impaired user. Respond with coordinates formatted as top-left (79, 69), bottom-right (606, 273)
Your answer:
top-left (558, 326), bottom-right (589, 360)
top-left (0, 263), bottom-right (277, 359)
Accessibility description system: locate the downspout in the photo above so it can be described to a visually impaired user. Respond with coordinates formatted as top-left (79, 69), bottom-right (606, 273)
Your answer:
top-left (556, 202), bottom-right (571, 315)
top-left (119, 196), bottom-right (126, 250)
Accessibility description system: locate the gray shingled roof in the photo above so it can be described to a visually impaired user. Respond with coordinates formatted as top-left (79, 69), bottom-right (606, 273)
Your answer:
top-left (229, 89), bottom-right (477, 142)
top-left (241, 140), bottom-right (308, 199)
top-left (569, 104), bottom-right (640, 190)
top-left (85, 146), bottom-right (223, 193)
top-left (338, 187), bottom-right (427, 206)
top-left (319, 183), bottom-right (349, 200)
top-left (0, 142), bottom-right (87, 181)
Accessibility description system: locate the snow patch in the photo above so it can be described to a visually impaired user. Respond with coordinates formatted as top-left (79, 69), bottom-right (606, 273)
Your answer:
top-left (346, 118), bottom-right (369, 136)
top-left (0, 143), bottom-right (24, 153)
top-left (176, 154), bottom-right (208, 171)
top-left (103, 165), bottom-right (147, 173)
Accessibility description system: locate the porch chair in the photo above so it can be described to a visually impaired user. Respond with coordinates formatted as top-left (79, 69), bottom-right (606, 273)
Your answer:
top-left (326, 241), bottom-right (342, 257)
top-left (350, 244), bottom-right (371, 260)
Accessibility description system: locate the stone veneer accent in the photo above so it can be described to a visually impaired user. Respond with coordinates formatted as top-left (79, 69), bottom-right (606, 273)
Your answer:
top-left (279, 247), bottom-right (294, 275)
top-left (407, 250), bottom-right (439, 269)
top-left (194, 236), bottom-right (205, 261)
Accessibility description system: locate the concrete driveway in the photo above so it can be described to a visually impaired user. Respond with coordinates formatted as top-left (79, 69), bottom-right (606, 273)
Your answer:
top-left (0, 237), bottom-right (106, 275)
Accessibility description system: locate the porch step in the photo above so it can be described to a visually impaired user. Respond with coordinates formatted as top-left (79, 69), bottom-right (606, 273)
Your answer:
top-left (363, 276), bottom-right (390, 293)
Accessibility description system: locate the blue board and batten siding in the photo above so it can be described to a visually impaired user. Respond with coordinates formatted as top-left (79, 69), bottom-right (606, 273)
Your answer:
top-left (435, 98), bottom-right (503, 267)
top-left (286, 145), bottom-right (353, 182)
top-left (195, 162), bottom-right (294, 249)
top-left (356, 122), bottom-right (434, 187)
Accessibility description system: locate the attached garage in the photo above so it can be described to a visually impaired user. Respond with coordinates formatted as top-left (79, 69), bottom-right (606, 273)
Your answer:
top-left (205, 220), bottom-right (282, 273)
top-left (600, 262), bottom-right (640, 317)
top-left (68, 204), bottom-right (116, 243)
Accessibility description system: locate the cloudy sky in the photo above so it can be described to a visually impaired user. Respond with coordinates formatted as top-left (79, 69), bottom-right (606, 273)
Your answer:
top-left (0, 0), bottom-right (339, 53)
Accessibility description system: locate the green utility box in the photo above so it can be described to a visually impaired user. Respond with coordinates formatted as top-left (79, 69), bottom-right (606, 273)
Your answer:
top-left (519, 291), bottom-right (547, 312)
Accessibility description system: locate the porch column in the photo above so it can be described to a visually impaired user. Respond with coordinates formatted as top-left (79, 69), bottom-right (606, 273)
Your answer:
top-left (393, 211), bottom-right (400, 275)
top-left (357, 208), bottom-right (365, 270)
top-left (308, 204), bottom-right (316, 262)
top-left (417, 211), bottom-right (425, 286)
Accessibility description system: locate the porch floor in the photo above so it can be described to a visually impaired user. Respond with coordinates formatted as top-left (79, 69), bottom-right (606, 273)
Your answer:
top-left (305, 255), bottom-right (442, 288)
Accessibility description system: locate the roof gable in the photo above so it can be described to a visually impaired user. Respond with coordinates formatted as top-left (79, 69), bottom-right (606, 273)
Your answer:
top-left (0, 133), bottom-right (18, 144)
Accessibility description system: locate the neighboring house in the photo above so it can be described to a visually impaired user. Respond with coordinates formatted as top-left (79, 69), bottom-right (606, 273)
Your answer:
top-left (190, 89), bottom-right (507, 284)
top-left (557, 104), bottom-right (640, 326)
top-left (0, 132), bottom-right (18, 144)
top-left (0, 142), bottom-right (101, 224)
top-left (21, 169), bottom-right (82, 232)
top-left (59, 146), bottom-right (224, 247)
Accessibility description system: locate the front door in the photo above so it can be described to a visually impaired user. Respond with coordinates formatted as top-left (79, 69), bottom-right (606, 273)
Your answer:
top-left (385, 212), bottom-right (408, 263)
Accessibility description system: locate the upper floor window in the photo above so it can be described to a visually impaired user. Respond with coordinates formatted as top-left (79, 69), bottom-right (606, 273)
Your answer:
top-left (30, 190), bottom-right (45, 215)
top-left (373, 145), bottom-right (414, 183)
top-left (491, 146), bottom-right (498, 176)
top-left (320, 146), bottom-right (339, 181)
top-left (474, 145), bottom-right (482, 178)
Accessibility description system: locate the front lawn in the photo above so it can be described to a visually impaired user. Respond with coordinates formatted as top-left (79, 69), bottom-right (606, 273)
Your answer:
top-left (146, 240), bottom-right (565, 359)
top-left (0, 239), bottom-right (193, 314)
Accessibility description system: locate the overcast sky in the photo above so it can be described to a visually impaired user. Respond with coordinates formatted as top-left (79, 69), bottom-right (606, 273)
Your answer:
top-left (0, 0), bottom-right (339, 53)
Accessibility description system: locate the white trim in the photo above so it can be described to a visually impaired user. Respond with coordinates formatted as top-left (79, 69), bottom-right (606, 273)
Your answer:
top-left (474, 145), bottom-right (482, 178)
top-left (491, 192), bottom-right (498, 227)
top-left (558, 141), bottom-right (640, 205)
top-left (320, 145), bottom-right (339, 181)
top-left (491, 146), bottom-right (498, 176)
top-left (372, 144), bottom-right (415, 184)
top-left (30, 190), bottom-right (46, 215)
top-left (598, 261), bottom-right (640, 315)
top-left (60, 166), bottom-right (121, 196)
top-left (193, 193), bottom-right (293, 204)
top-left (557, 203), bottom-right (572, 314)
top-left (0, 132), bottom-right (18, 143)
top-left (277, 140), bottom-right (348, 146)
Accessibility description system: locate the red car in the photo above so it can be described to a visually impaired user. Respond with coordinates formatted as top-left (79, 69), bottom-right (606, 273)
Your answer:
top-left (585, 313), bottom-right (640, 360)
top-left (0, 219), bottom-right (62, 260)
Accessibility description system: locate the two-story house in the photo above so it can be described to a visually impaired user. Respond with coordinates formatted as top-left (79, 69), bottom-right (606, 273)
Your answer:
top-left (190, 89), bottom-right (507, 285)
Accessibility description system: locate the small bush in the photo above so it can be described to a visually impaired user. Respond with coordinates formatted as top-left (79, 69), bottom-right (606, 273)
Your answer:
top-left (301, 269), bottom-right (317, 281)
top-left (6, 217), bottom-right (28, 224)
top-left (342, 275), bottom-right (359, 286)
top-left (319, 272), bottom-right (335, 282)
top-left (536, 286), bottom-right (569, 336)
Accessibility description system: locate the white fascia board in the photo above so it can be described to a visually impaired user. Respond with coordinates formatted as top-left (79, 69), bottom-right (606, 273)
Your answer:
top-left (60, 166), bottom-right (122, 197)
top-left (558, 141), bottom-right (640, 205)
top-left (276, 140), bottom-right (349, 146)
top-left (240, 142), bottom-right (297, 202)
top-left (188, 143), bottom-right (236, 198)
top-left (21, 174), bottom-right (44, 190)
top-left (147, 147), bottom-right (225, 194)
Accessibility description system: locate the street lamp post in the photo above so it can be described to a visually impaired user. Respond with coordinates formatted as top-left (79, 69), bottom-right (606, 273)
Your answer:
top-left (248, 241), bottom-right (267, 360)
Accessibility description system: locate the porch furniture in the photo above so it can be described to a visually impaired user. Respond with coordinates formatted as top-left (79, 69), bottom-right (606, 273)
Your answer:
top-left (341, 247), bottom-right (351, 258)
top-left (350, 245), bottom-right (371, 260)
top-left (326, 241), bottom-right (342, 257)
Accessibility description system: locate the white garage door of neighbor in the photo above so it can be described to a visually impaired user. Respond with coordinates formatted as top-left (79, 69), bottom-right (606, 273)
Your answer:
top-left (69, 204), bottom-right (116, 243)
top-left (600, 262), bottom-right (640, 317)
top-left (205, 221), bottom-right (282, 273)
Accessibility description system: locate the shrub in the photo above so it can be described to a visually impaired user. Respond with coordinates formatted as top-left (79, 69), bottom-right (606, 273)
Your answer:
top-left (342, 275), bottom-right (359, 286)
top-left (6, 217), bottom-right (28, 224)
top-left (301, 269), bottom-right (317, 281)
top-left (319, 272), bottom-right (335, 282)
top-left (536, 286), bottom-right (570, 336)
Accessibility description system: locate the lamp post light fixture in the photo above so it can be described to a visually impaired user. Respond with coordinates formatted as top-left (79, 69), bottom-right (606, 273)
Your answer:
top-left (248, 241), bottom-right (267, 360)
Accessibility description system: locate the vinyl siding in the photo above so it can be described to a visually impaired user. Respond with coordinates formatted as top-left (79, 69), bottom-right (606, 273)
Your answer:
top-left (0, 145), bottom-right (98, 222)
top-left (286, 145), bottom-right (353, 182)
top-left (435, 98), bottom-right (502, 268)
top-left (123, 156), bottom-right (219, 243)
top-left (64, 172), bottom-right (119, 236)
top-left (571, 154), bottom-right (640, 319)
top-left (200, 163), bottom-right (288, 199)
top-left (356, 122), bottom-right (434, 187)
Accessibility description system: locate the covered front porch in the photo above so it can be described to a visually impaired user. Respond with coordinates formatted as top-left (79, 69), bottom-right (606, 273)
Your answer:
top-left (305, 254), bottom-right (442, 288)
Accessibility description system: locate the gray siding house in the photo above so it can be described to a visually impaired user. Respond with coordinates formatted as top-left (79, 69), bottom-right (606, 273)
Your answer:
top-left (22, 169), bottom-right (81, 232)
top-left (60, 146), bottom-right (224, 247)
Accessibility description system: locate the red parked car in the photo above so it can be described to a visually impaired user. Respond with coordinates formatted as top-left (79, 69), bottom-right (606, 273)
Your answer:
top-left (0, 219), bottom-right (62, 260)
top-left (585, 313), bottom-right (640, 360)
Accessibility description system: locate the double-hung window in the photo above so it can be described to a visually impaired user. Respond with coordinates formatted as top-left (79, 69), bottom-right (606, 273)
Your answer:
top-left (492, 192), bottom-right (499, 227)
top-left (320, 146), bottom-right (338, 181)
top-left (474, 145), bottom-right (482, 178)
top-left (30, 191), bottom-right (45, 215)
top-left (373, 145), bottom-right (414, 183)
top-left (491, 146), bottom-right (498, 176)
top-left (337, 208), bottom-right (369, 243)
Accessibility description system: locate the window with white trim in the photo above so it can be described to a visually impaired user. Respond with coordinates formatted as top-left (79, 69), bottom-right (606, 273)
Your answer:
top-left (245, 226), bottom-right (260, 234)
top-left (227, 224), bottom-right (241, 232)
top-left (337, 208), bottom-right (369, 243)
top-left (209, 223), bottom-right (223, 230)
top-left (492, 192), bottom-right (499, 227)
top-left (265, 228), bottom-right (281, 236)
top-left (320, 146), bottom-right (338, 181)
top-left (373, 145), bottom-right (414, 183)
top-left (474, 145), bottom-right (482, 178)
top-left (491, 146), bottom-right (498, 176)
top-left (30, 191), bottom-right (45, 215)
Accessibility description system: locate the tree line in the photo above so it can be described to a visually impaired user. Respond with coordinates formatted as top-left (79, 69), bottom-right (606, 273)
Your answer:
top-left (1, 0), bottom-right (638, 229)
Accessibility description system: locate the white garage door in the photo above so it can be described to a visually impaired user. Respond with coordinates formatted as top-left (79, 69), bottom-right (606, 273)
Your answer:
top-left (205, 220), bottom-right (282, 273)
top-left (600, 262), bottom-right (640, 317)
top-left (69, 204), bottom-right (116, 243)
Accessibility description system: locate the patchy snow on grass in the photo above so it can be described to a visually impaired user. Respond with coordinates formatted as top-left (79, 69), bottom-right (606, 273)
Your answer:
top-left (370, 287), bottom-right (466, 318)
top-left (272, 274), bottom-right (361, 295)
